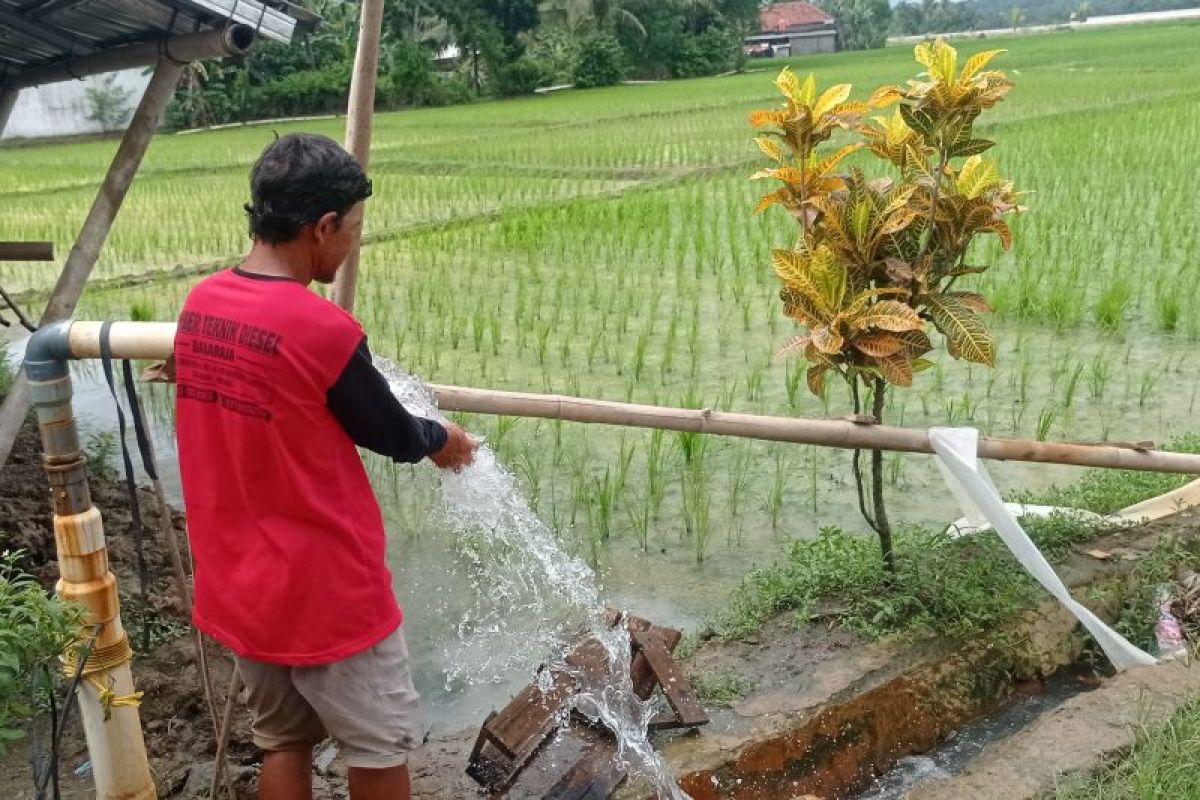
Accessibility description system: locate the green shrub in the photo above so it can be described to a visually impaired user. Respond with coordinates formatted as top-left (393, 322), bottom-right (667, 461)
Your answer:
top-left (496, 56), bottom-right (550, 97)
top-left (574, 33), bottom-right (626, 89)
top-left (670, 28), bottom-right (737, 78)
top-left (388, 39), bottom-right (438, 107)
top-left (0, 552), bottom-right (84, 751)
top-left (527, 25), bottom-right (581, 84)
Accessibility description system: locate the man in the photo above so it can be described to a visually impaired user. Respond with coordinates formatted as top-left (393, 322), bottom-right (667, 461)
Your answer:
top-left (174, 132), bottom-right (475, 800)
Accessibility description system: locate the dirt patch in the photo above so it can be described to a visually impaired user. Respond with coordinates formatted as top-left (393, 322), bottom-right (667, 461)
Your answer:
top-left (0, 411), bottom-right (263, 799)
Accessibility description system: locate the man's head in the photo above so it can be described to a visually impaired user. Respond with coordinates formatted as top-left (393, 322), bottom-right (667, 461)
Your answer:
top-left (245, 133), bottom-right (373, 283)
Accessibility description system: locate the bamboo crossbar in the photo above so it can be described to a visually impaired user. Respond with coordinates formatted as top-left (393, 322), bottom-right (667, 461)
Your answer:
top-left (0, 241), bottom-right (54, 261)
top-left (57, 321), bottom-right (1200, 475)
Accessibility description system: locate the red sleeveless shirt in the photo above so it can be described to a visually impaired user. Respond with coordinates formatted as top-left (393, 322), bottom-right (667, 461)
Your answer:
top-left (175, 268), bottom-right (402, 665)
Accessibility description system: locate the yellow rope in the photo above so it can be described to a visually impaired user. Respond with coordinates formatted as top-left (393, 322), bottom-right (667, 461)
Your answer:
top-left (61, 633), bottom-right (133, 677)
top-left (85, 676), bottom-right (144, 721)
top-left (61, 633), bottom-right (143, 720)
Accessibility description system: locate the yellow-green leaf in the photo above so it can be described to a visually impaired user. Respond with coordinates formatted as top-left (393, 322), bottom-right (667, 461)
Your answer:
top-left (869, 85), bottom-right (905, 107)
top-left (858, 300), bottom-right (924, 332)
top-left (959, 49), bottom-right (1006, 84)
top-left (807, 365), bottom-right (827, 396)
top-left (754, 188), bottom-right (787, 214)
top-left (814, 143), bottom-right (862, 176)
top-left (774, 68), bottom-right (800, 101)
top-left (749, 109), bottom-right (786, 128)
top-left (877, 353), bottom-right (914, 387)
top-left (893, 328), bottom-right (933, 356)
top-left (956, 155), bottom-right (999, 198)
top-left (813, 83), bottom-right (852, 118)
top-left (774, 334), bottom-right (811, 361)
top-left (811, 325), bottom-right (845, 355)
top-left (853, 332), bottom-right (904, 357)
top-left (948, 291), bottom-right (992, 313)
top-left (799, 72), bottom-right (817, 106)
top-left (922, 293), bottom-right (995, 365)
top-left (756, 135), bottom-right (784, 162)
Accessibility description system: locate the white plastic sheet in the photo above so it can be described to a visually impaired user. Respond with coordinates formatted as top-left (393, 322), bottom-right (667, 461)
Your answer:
top-left (929, 427), bottom-right (1157, 671)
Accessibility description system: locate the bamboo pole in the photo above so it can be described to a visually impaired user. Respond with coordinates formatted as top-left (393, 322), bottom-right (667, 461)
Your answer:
top-left (48, 320), bottom-right (1200, 476)
top-left (0, 87), bottom-right (18, 134)
top-left (0, 241), bottom-right (54, 261)
top-left (329, 0), bottom-right (386, 312)
top-left (0, 59), bottom-right (184, 468)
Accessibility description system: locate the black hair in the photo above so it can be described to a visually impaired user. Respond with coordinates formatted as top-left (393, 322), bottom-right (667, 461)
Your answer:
top-left (245, 133), bottom-right (373, 245)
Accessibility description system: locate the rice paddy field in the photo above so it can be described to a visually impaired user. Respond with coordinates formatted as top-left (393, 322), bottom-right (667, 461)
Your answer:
top-left (4, 21), bottom-right (1200, 728)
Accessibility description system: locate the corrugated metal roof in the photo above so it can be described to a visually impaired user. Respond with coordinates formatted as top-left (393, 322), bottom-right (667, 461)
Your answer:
top-left (0, 0), bottom-right (315, 76)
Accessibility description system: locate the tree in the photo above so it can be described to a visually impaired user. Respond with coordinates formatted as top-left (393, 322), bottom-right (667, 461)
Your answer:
top-left (1009, 4), bottom-right (1025, 29)
top-left (431, 0), bottom-right (540, 93)
top-left (750, 41), bottom-right (1021, 572)
top-left (84, 74), bottom-right (135, 132)
top-left (818, 0), bottom-right (892, 50)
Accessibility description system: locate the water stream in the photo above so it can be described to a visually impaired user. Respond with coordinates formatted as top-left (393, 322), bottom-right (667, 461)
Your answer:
top-left (852, 668), bottom-right (1100, 799)
top-left (378, 357), bottom-right (690, 798)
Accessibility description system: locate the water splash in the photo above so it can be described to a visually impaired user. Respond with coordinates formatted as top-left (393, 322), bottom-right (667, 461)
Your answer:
top-left (377, 358), bottom-right (690, 799)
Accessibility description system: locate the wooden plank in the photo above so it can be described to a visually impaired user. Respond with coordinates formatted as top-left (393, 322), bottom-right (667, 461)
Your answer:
top-left (486, 670), bottom-right (577, 759)
top-left (631, 630), bottom-right (708, 728)
top-left (544, 743), bottom-right (627, 800)
top-left (0, 241), bottom-right (53, 261)
top-left (647, 711), bottom-right (690, 732)
top-left (631, 625), bottom-right (681, 700)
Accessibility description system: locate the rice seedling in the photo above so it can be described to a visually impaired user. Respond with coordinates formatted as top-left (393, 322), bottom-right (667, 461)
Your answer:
top-left (10, 20), bottom-right (1198, 623)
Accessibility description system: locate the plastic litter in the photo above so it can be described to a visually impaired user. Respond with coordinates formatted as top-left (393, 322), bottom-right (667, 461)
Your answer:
top-left (930, 427), bottom-right (1157, 671)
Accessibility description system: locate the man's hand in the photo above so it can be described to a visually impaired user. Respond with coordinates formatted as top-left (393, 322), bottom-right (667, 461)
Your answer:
top-left (430, 421), bottom-right (477, 472)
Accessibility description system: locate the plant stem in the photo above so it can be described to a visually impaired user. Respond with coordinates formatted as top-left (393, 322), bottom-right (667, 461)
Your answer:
top-left (871, 377), bottom-right (896, 574)
top-left (849, 376), bottom-right (878, 533)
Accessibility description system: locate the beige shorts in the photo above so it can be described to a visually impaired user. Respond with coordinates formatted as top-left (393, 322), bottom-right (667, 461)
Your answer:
top-left (235, 627), bottom-right (422, 769)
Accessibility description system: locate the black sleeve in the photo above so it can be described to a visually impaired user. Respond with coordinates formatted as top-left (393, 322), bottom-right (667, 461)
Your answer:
top-left (327, 336), bottom-right (448, 463)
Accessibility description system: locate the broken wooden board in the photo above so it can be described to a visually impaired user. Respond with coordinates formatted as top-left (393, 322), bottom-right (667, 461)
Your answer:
top-left (543, 742), bottom-right (628, 800)
top-left (466, 610), bottom-right (704, 797)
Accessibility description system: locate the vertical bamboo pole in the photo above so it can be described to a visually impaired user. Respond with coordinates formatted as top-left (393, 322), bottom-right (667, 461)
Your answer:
top-left (25, 326), bottom-right (154, 799)
top-left (0, 87), bottom-right (19, 134)
top-left (0, 59), bottom-right (183, 468)
top-left (329, 0), bottom-right (386, 312)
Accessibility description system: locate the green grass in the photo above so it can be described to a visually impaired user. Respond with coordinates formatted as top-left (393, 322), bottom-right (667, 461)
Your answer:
top-left (710, 512), bottom-right (1109, 641)
top-left (1055, 697), bottom-right (1200, 799)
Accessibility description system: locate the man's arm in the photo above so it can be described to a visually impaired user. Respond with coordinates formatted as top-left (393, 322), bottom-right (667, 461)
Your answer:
top-left (327, 337), bottom-right (448, 463)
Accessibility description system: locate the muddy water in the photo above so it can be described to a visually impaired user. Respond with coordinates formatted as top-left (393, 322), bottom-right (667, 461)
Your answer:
top-left (852, 670), bottom-right (1101, 800)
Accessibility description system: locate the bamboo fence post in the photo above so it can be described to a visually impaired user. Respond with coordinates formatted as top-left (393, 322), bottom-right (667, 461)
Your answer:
top-left (329, 0), bottom-right (386, 313)
top-left (0, 58), bottom-right (183, 468)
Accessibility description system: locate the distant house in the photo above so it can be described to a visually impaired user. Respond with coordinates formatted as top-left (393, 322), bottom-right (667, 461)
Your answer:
top-left (745, 2), bottom-right (839, 58)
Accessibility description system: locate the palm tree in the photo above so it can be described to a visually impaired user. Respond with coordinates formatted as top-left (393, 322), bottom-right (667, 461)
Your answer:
top-left (538, 0), bottom-right (645, 36)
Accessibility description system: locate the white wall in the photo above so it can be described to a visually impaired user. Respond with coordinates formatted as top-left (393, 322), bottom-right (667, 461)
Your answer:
top-left (2, 69), bottom-right (150, 140)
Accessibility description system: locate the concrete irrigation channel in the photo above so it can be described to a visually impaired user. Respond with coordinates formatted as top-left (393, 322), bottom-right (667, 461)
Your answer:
top-left (616, 509), bottom-right (1200, 800)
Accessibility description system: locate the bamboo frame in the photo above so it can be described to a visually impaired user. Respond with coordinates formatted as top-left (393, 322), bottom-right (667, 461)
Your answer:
top-left (54, 320), bottom-right (1200, 476)
top-left (0, 59), bottom-right (184, 468)
top-left (0, 241), bottom-right (54, 261)
top-left (329, 0), bottom-right (386, 313)
top-left (3, 25), bottom-right (255, 91)
top-left (0, 87), bottom-right (17, 133)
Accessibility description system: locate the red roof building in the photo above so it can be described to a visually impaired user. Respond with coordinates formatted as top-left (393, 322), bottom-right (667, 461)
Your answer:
top-left (761, 2), bottom-right (836, 32)
top-left (746, 2), bottom-right (840, 57)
